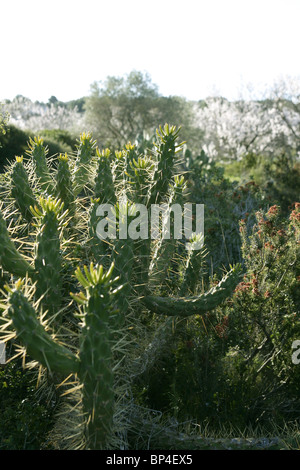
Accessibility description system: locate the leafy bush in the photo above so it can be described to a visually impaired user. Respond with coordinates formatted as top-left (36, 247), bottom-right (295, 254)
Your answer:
top-left (139, 203), bottom-right (300, 430)
top-left (0, 125), bottom-right (76, 172)
top-left (0, 104), bottom-right (9, 136)
top-left (37, 129), bottom-right (77, 152)
top-left (0, 125), bottom-right (29, 171)
top-left (0, 361), bottom-right (56, 449)
top-left (224, 151), bottom-right (300, 214)
top-left (185, 149), bottom-right (268, 273)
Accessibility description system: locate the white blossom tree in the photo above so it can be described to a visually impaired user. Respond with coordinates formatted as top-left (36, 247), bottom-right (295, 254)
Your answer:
top-left (4, 96), bottom-right (84, 134)
top-left (193, 76), bottom-right (300, 161)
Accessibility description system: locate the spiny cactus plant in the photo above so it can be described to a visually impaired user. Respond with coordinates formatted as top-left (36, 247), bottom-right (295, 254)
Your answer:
top-left (3, 263), bottom-right (122, 449)
top-left (0, 125), bottom-right (242, 449)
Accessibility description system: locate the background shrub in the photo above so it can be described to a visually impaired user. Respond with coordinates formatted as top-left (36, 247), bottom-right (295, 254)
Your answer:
top-left (0, 360), bottom-right (57, 449)
top-left (0, 126), bottom-right (76, 172)
top-left (136, 203), bottom-right (300, 431)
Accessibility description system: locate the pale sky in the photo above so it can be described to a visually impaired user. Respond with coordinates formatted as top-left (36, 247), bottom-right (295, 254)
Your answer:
top-left (1, 0), bottom-right (299, 102)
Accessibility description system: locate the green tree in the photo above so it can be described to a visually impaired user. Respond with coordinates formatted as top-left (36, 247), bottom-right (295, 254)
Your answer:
top-left (84, 70), bottom-right (201, 149)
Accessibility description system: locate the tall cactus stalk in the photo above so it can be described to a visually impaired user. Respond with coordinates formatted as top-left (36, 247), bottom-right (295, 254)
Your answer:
top-left (26, 136), bottom-right (53, 191)
top-left (73, 132), bottom-right (97, 196)
top-left (72, 263), bottom-right (120, 449)
top-left (10, 156), bottom-right (36, 223)
top-left (94, 148), bottom-right (116, 204)
top-left (0, 123), bottom-right (242, 449)
top-left (4, 263), bottom-right (121, 450)
top-left (54, 153), bottom-right (75, 216)
top-left (31, 196), bottom-right (66, 318)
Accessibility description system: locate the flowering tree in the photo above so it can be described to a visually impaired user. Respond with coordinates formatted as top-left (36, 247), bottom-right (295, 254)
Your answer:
top-left (3, 96), bottom-right (84, 134)
top-left (3, 75), bottom-right (300, 162)
top-left (193, 90), bottom-right (300, 161)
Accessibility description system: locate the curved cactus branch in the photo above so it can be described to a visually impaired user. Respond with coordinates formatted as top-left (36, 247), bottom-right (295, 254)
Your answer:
top-left (0, 209), bottom-right (34, 278)
top-left (5, 281), bottom-right (80, 375)
top-left (143, 264), bottom-right (243, 317)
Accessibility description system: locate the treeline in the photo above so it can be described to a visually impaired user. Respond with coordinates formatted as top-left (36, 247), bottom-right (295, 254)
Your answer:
top-left (2, 71), bottom-right (299, 157)
top-left (1, 71), bottom-right (299, 210)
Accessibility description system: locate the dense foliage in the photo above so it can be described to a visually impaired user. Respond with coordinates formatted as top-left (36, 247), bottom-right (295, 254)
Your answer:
top-left (139, 202), bottom-right (299, 430)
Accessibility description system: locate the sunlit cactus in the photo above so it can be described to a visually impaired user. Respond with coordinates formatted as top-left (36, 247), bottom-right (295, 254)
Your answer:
top-left (73, 132), bottom-right (97, 196)
top-left (0, 207), bottom-right (34, 278)
top-left (0, 124), bottom-right (242, 449)
top-left (54, 153), bottom-right (75, 216)
top-left (10, 156), bottom-right (36, 222)
top-left (72, 262), bottom-right (121, 449)
top-left (30, 196), bottom-right (67, 318)
top-left (26, 136), bottom-right (53, 191)
top-left (4, 263), bottom-right (121, 450)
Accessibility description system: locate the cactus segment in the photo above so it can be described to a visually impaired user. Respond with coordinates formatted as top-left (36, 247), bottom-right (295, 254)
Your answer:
top-left (88, 198), bottom-right (110, 260)
top-left (54, 153), bottom-right (75, 216)
top-left (94, 148), bottom-right (116, 204)
top-left (180, 233), bottom-right (207, 295)
top-left (0, 209), bottom-right (34, 277)
top-left (129, 155), bottom-right (154, 205)
top-left (143, 264), bottom-right (242, 317)
top-left (149, 175), bottom-right (188, 287)
top-left (6, 282), bottom-right (79, 375)
top-left (73, 263), bottom-right (121, 450)
top-left (32, 196), bottom-right (66, 317)
top-left (111, 203), bottom-right (136, 314)
top-left (73, 132), bottom-right (97, 195)
top-left (147, 124), bottom-right (185, 207)
top-left (112, 150), bottom-right (126, 192)
top-left (11, 156), bottom-right (36, 222)
top-left (26, 136), bottom-right (53, 191)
